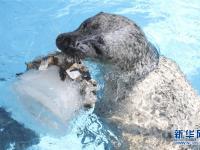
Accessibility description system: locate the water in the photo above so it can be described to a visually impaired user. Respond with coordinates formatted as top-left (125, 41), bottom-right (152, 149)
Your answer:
top-left (0, 0), bottom-right (199, 149)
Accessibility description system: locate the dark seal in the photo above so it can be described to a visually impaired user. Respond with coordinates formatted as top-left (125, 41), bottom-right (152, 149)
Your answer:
top-left (56, 12), bottom-right (159, 115)
top-left (56, 12), bottom-right (159, 73)
top-left (56, 12), bottom-right (160, 148)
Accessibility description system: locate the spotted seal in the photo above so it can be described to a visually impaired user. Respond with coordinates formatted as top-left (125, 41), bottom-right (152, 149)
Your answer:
top-left (56, 12), bottom-right (200, 150)
top-left (56, 12), bottom-right (159, 72)
top-left (56, 12), bottom-right (159, 115)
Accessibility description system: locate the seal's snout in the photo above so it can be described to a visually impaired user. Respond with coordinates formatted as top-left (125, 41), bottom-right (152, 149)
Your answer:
top-left (56, 33), bottom-right (76, 52)
top-left (56, 33), bottom-right (86, 59)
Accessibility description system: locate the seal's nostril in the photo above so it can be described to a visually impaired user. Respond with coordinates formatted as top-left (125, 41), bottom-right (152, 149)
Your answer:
top-left (56, 34), bottom-right (72, 51)
top-left (56, 34), bottom-right (65, 50)
top-left (76, 42), bottom-right (80, 47)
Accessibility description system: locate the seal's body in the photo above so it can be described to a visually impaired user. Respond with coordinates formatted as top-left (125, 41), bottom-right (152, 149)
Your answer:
top-left (56, 12), bottom-right (200, 149)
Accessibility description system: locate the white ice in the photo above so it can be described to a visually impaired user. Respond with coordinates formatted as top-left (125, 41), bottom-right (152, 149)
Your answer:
top-left (13, 66), bottom-right (83, 136)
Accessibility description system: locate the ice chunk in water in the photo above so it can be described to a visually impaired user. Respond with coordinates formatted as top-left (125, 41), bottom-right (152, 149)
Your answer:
top-left (13, 66), bottom-right (83, 136)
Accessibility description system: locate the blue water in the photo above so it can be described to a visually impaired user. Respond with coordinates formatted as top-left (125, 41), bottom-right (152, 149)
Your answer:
top-left (0, 0), bottom-right (200, 149)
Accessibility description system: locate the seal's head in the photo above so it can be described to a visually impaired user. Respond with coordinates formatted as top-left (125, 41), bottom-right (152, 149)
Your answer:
top-left (56, 12), bottom-right (159, 74)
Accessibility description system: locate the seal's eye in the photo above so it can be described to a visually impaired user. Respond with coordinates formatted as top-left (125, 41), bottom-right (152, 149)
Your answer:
top-left (82, 22), bottom-right (88, 29)
top-left (81, 19), bottom-right (91, 29)
top-left (97, 36), bottom-right (105, 45)
top-left (91, 23), bottom-right (99, 30)
top-left (81, 20), bottom-right (99, 30)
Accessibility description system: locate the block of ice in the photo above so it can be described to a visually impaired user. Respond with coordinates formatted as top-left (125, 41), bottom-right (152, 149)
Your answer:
top-left (13, 66), bottom-right (83, 136)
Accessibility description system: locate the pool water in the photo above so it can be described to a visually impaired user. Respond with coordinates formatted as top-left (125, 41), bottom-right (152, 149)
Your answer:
top-left (0, 0), bottom-right (199, 150)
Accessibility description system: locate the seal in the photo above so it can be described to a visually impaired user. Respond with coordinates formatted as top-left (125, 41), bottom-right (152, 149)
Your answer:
top-left (56, 12), bottom-right (200, 149)
top-left (55, 12), bottom-right (161, 147)
top-left (56, 12), bottom-right (159, 72)
top-left (56, 12), bottom-right (160, 117)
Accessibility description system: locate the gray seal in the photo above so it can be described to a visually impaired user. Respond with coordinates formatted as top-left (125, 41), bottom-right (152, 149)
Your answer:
top-left (56, 12), bottom-right (200, 149)
top-left (56, 12), bottom-right (161, 148)
top-left (56, 12), bottom-right (159, 73)
top-left (56, 11), bottom-right (160, 117)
